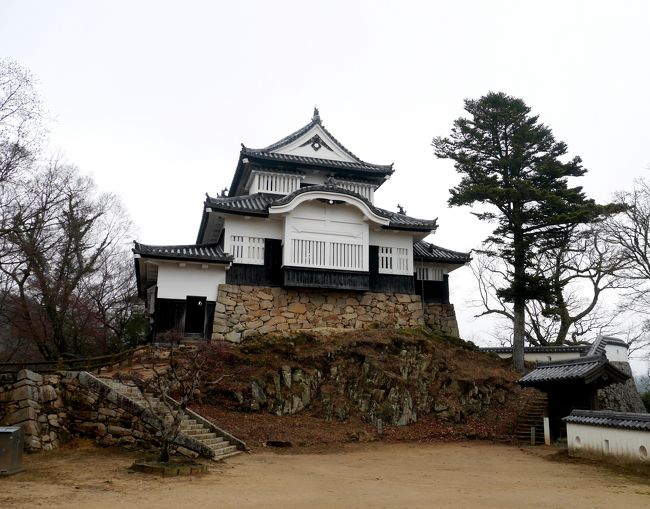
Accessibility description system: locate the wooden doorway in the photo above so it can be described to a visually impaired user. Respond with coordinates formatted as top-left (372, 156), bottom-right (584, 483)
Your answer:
top-left (185, 296), bottom-right (206, 335)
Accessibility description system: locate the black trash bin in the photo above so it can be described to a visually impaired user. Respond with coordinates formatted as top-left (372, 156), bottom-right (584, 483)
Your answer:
top-left (0, 426), bottom-right (23, 475)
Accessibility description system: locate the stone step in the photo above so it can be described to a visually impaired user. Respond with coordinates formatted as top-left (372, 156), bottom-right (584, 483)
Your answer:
top-left (213, 449), bottom-right (243, 461)
top-left (181, 419), bottom-right (197, 426)
top-left (213, 445), bottom-right (239, 457)
top-left (201, 437), bottom-right (225, 446)
top-left (179, 423), bottom-right (204, 431)
top-left (186, 432), bottom-right (217, 440)
top-left (207, 440), bottom-right (232, 450)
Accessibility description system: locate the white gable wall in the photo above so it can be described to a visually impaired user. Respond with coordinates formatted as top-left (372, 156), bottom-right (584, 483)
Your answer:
top-left (284, 201), bottom-right (369, 271)
top-left (273, 124), bottom-right (358, 163)
top-left (156, 261), bottom-right (226, 301)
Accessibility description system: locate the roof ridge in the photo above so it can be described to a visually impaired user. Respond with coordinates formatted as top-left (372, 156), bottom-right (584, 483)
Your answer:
top-left (533, 354), bottom-right (606, 367)
top-left (243, 111), bottom-right (393, 170)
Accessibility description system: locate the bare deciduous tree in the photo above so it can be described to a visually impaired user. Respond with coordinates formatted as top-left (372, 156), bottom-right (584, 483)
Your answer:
top-left (471, 225), bottom-right (624, 346)
top-left (605, 178), bottom-right (650, 356)
top-left (0, 58), bottom-right (45, 184)
top-left (0, 161), bottom-right (143, 360)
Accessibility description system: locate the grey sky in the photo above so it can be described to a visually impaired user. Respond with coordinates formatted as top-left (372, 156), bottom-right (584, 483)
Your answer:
top-left (2, 1), bottom-right (650, 359)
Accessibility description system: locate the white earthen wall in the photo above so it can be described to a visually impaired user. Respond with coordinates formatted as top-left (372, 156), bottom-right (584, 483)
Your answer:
top-left (156, 262), bottom-right (226, 300)
top-left (567, 422), bottom-right (650, 464)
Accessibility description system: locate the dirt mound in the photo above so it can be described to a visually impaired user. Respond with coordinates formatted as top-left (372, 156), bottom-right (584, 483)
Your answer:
top-left (191, 328), bottom-right (530, 447)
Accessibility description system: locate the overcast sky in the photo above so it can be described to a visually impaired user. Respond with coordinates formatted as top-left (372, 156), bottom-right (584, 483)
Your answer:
top-left (2, 1), bottom-right (650, 363)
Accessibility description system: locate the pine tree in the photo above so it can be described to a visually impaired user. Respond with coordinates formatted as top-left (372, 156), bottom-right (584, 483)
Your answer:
top-left (433, 92), bottom-right (618, 372)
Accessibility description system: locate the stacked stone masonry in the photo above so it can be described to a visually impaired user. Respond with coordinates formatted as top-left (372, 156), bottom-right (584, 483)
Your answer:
top-left (0, 370), bottom-right (160, 453)
top-left (212, 284), bottom-right (460, 343)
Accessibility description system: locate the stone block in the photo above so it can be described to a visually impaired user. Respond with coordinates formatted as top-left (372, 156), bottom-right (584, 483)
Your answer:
top-left (39, 384), bottom-right (58, 403)
top-left (214, 302), bottom-right (226, 313)
top-left (360, 294), bottom-right (373, 306)
top-left (107, 425), bottom-right (132, 437)
top-left (242, 329), bottom-right (259, 339)
top-left (16, 369), bottom-right (43, 383)
top-left (12, 384), bottom-right (36, 401)
top-left (18, 399), bottom-right (40, 410)
top-left (19, 419), bottom-right (40, 436)
top-left (225, 331), bottom-right (242, 343)
top-left (217, 295), bottom-right (236, 307)
top-left (287, 302), bottom-right (306, 314)
top-left (6, 405), bottom-right (37, 425)
top-left (407, 302), bottom-right (422, 312)
top-left (257, 291), bottom-right (273, 301)
top-left (260, 300), bottom-right (273, 310)
top-left (246, 319), bottom-right (264, 329)
top-left (258, 324), bottom-right (276, 334)
top-left (78, 422), bottom-right (107, 436)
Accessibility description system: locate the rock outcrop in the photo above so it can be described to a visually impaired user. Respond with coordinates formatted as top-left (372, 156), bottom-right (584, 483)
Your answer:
top-left (202, 328), bottom-right (520, 428)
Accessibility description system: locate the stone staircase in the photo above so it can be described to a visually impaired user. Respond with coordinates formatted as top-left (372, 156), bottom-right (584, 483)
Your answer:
top-left (99, 378), bottom-right (243, 460)
top-left (514, 392), bottom-right (547, 445)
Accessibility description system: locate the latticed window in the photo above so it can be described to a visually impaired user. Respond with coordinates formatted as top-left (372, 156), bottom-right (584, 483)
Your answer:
top-left (230, 235), bottom-right (265, 264)
top-left (291, 239), bottom-right (363, 270)
top-left (252, 172), bottom-right (301, 195)
top-left (378, 246), bottom-right (410, 275)
top-left (416, 265), bottom-right (444, 281)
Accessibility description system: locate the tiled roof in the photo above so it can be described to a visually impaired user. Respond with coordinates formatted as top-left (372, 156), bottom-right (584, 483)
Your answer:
top-left (206, 185), bottom-right (437, 232)
top-left (204, 193), bottom-right (274, 215)
top-left (481, 345), bottom-right (589, 354)
top-left (133, 242), bottom-right (232, 263)
top-left (586, 335), bottom-right (607, 357)
top-left (413, 240), bottom-right (471, 264)
top-left (241, 149), bottom-right (394, 174)
top-left (244, 109), bottom-right (394, 175)
top-left (587, 335), bottom-right (628, 356)
top-left (563, 410), bottom-right (650, 431)
top-left (518, 354), bottom-right (629, 387)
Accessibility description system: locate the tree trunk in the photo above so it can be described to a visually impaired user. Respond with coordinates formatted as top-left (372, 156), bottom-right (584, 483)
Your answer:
top-left (512, 229), bottom-right (526, 373)
top-left (159, 441), bottom-right (170, 463)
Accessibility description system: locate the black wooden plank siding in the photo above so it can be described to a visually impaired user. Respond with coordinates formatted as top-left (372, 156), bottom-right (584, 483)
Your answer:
top-left (368, 245), bottom-right (415, 293)
top-left (154, 298), bottom-right (215, 339)
top-left (226, 238), bottom-right (282, 286)
top-left (283, 267), bottom-right (370, 291)
top-left (415, 275), bottom-right (450, 304)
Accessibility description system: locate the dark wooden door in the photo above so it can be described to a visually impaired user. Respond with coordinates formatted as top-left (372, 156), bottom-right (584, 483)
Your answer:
top-left (185, 296), bottom-right (206, 335)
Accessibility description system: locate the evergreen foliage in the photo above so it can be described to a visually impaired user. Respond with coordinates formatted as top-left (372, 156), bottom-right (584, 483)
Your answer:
top-left (433, 92), bottom-right (620, 371)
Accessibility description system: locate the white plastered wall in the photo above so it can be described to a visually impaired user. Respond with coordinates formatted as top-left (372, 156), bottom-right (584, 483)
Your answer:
top-left (155, 261), bottom-right (226, 301)
top-left (605, 343), bottom-right (630, 362)
top-left (223, 215), bottom-right (283, 254)
top-left (273, 124), bottom-right (357, 163)
top-left (283, 201), bottom-right (369, 270)
top-left (567, 423), bottom-right (650, 464)
top-left (493, 351), bottom-right (582, 363)
top-left (369, 229), bottom-right (414, 274)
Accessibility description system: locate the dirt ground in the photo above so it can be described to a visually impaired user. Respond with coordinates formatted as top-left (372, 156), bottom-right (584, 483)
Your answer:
top-left (2, 441), bottom-right (649, 509)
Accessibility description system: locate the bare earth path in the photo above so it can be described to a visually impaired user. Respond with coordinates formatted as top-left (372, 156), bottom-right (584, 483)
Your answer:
top-left (2, 441), bottom-right (649, 508)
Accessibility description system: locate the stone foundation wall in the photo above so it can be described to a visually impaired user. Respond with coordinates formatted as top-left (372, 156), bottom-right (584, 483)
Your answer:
top-left (424, 303), bottom-right (460, 338)
top-left (598, 362), bottom-right (646, 413)
top-left (212, 284), bottom-right (460, 342)
top-left (0, 370), bottom-right (68, 451)
top-left (0, 370), bottom-right (160, 453)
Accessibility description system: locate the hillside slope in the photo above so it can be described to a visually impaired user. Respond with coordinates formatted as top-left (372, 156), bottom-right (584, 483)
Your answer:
top-left (192, 328), bottom-right (532, 447)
